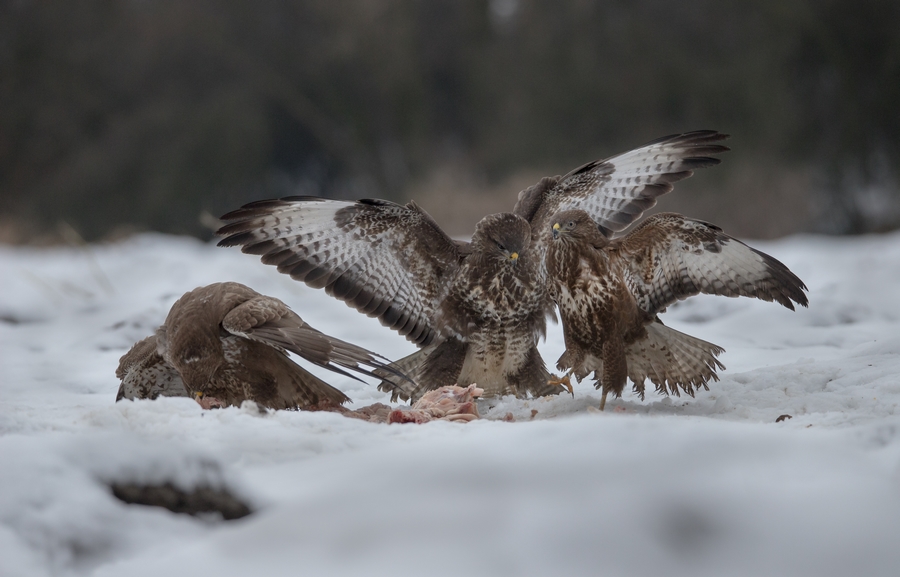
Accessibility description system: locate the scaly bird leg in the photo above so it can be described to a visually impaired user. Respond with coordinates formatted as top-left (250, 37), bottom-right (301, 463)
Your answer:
top-left (548, 369), bottom-right (575, 397)
top-left (598, 337), bottom-right (627, 412)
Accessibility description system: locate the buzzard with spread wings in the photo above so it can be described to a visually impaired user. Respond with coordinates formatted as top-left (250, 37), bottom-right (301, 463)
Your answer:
top-left (217, 131), bottom-right (731, 402)
top-left (218, 201), bottom-right (556, 400)
top-left (546, 210), bottom-right (808, 409)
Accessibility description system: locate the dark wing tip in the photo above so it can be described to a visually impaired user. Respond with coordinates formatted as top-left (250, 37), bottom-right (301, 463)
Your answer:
top-left (218, 195), bottom-right (326, 227)
top-left (357, 198), bottom-right (400, 207)
top-left (756, 248), bottom-right (810, 310)
top-left (216, 231), bottom-right (259, 248)
top-left (683, 156), bottom-right (723, 167)
top-left (690, 145), bottom-right (731, 155)
top-left (279, 195), bottom-right (327, 202)
top-left (678, 130), bottom-right (731, 144)
top-left (219, 198), bottom-right (286, 222)
top-left (641, 130), bottom-right (730, 148)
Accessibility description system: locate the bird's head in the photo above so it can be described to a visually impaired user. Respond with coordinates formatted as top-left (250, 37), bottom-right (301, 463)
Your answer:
top-left (174, 342), bottom-right (222, 393)
top-left (550, 210), bottom-right (609, 246)
top-left (473, 213), bottom-right (531, 264)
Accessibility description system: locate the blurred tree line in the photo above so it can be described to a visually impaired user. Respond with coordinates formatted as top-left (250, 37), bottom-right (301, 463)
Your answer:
top-left (1, 0), bottom-right (898, 241)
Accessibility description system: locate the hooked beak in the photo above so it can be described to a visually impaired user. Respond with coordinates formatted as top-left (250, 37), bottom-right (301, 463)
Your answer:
top-left (509, 252), bottom-right (519, 261)
top-left (552, 222), bottom-right (560, 239)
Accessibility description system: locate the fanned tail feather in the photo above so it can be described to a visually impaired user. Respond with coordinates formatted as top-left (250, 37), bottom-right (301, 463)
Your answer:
top-left (626, 322), bottom-right (725, 398)
top-left (574, 322), bottom-right (724, 400)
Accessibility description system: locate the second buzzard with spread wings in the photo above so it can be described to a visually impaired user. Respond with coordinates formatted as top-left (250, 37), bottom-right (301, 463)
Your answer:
top-left (219, 201), bottom-right (557, 401)
top-left (546, 210), bottom-right (808, 409)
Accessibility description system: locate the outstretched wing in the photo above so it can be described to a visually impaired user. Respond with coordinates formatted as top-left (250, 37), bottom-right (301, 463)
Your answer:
top-left (217, 197), bottom-right (461, 347)
top-left (221, 293), bottom-right (412, 386)
top-left (612, 212), bottom-right (808, 316)
top-left (515, 130), bottom-right (730, 238)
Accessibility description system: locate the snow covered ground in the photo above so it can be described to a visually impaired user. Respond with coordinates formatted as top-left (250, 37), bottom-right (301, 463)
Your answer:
top-left (1, 230), bottom-right (899, 576)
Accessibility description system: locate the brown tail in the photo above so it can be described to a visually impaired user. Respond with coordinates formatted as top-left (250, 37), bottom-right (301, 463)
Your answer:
top-left (625, 320), bottom-right (725, 398)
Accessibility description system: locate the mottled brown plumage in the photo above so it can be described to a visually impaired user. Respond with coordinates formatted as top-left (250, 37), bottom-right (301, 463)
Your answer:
top-left (404, 213), bottom-right (556, 400)
top-left (116, 282), bottom-right (409, 410)
top-left (216, 131), bottom-right (730, 403)
top-left (516, 130), bottom-right (730, 255)
top-left (218, 201), bottom-right (558, 401)
top-left (218, 198), bottom-right (460, 348)
top-left (116, 335), bottom-right (188, 401)
top-left (547, 210), bottom-right (808, 409)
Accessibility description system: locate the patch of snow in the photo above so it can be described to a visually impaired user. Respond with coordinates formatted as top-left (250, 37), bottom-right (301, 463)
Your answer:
top-left (1, 230), bottom-right (899, 576)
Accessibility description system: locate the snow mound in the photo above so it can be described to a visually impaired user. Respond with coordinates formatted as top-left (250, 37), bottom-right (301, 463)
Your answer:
top-left (1, 230), bottom-right (900, 576)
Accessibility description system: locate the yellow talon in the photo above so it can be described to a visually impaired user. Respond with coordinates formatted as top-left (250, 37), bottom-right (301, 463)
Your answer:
top-left (548, 371), bottom-right (574, 397)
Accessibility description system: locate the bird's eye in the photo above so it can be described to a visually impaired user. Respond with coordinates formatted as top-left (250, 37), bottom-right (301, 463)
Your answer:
top-left (567, 221), bottom-right (575, 228)
top-left (497, 243), bottom-right (505, 251)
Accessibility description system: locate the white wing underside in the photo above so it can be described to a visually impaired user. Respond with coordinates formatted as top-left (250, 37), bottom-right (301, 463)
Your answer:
top-left (619, 214), bottom-right (808, 315)
top-left (218, 198), bottom-right (461, 346)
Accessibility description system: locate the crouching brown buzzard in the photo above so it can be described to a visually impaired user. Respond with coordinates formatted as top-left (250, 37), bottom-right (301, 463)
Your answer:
top-left (116, 282), bottom-right (408, 410)
top-left (546, 210), bottom-right (808, 409)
